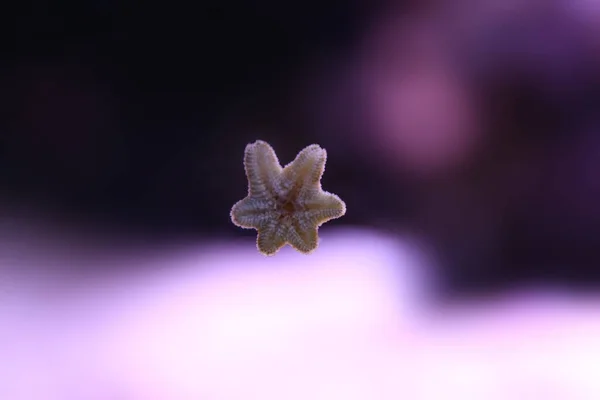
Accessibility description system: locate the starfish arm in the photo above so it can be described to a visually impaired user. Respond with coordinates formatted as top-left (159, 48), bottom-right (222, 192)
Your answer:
top-left (282, 144), bottom-right (327, 191)
top-left (256, 221), bottom-right (288, 256)
top-left (303, 191), bottom-right (347, 224)
top-left (230, 197), bottom-right (276, 229)
top-left (243, 140), bottom-right (283, 198)
top-left (286, 219), bottom-right (319, 254)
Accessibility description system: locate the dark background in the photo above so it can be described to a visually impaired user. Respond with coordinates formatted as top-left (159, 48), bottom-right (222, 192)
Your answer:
top-left (0, 1), bottom-right (366, 233)
top-left (1, 0), bottom-right (600, 297)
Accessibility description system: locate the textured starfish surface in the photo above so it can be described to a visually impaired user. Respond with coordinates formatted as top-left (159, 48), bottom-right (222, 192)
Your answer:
top-left (230, 140), bottom-right (346, 255)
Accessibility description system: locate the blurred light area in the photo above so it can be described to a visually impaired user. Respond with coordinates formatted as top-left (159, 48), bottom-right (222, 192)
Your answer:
top-left (1, 221), bottom-right (600, 399)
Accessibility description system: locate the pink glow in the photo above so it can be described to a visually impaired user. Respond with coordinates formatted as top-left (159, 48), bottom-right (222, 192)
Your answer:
top-left (2, 228), bottom-right (600, 399)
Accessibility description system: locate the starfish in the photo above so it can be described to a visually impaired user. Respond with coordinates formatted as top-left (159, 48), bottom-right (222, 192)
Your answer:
top-left (230, 140), bottom-right (346, 255)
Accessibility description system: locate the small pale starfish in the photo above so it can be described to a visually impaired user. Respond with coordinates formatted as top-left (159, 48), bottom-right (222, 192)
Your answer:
top-left (230, 140), bottom-right (346, 255)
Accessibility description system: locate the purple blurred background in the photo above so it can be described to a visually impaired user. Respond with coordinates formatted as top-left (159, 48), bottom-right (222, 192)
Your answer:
top-left (1, 0), bottom-right (600, 398)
